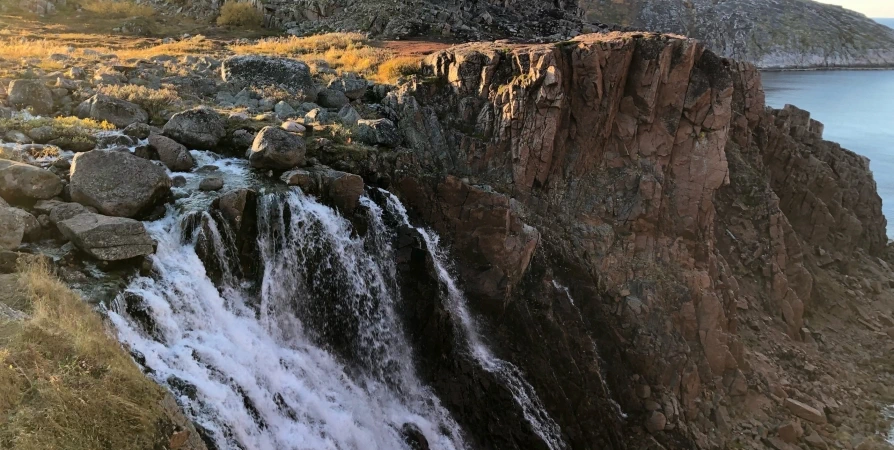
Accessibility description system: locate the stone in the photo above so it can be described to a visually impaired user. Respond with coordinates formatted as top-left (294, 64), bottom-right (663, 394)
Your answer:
top-left (199, 176), bottom-right (224, 191)
top-left (0, 160), bottom-right (63, 202)
top-left (273, 101), bottom-right (296, 118)
top-left (8, 79), bottom-right (54, 114)
top-left (248, 126), bottom-right (306, 170)
top-left (0, 207), bottom-right (39, 249)
top-left (213, 188), bottom-right (256, 232)
top-left (149, 134), bottom-right (196, 171)
top-left (645, 411), bottom-right (666, 433)
top-left (57, 212), bottom-right (155, 261)
top-left (75, 94), bottom-right (148, 128)
top-left (97, 134), bottom-right (136, 149)
top-left (281, 169), bottom-right (314, 191)
top-left (27, 125), bottom-right (59, 143)
top-left (777, 421), bottom-right (803, 444)
top-left (304, 108), bottom-right (329, 125)
top-left (69, 150), bottom-right (171, 218)
top-left (282, 167), bottom-right (363, 213)
top-left (48, 202), bottom-right (91, 224)
top-left (337, 105), bottom-right (361, 125)
top-left (231, 129), bottom-right (256, 149)
top-left (123, 122), bottom-right (152, 139)
top-left (163, 106), bottom-right (226, 150)
top-left (0, 250), bottom-right (19, 274)
top-left (803, 433), bottom-right (828, 450)
top-left (221, 55), bottom-right (313, 92)
top-left (281, 121), bottom-right (305, 133)
top-left (784, 398), bottom-right (827, 424)
top-left (328, 75), bottom-right (367, 100)
top-left (316, 88), bottom-right (350, 109)
top-left (355, 119), bottom-right (400, 147)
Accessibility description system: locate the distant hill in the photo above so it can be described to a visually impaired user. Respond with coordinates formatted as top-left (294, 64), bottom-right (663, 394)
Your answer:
top-left (877, 18), bottom-right (894, 29)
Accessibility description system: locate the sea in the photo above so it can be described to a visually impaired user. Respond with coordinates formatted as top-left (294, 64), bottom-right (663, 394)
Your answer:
top-left (761, 33), bottom-right (894, 237)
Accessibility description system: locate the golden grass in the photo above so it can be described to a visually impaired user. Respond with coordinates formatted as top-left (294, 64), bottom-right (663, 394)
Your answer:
top-left (217, 1), bottom-right (263, 28)
top-left (0, 260), bottom-right (169, 450)
top-left (230, 33), bottom-right (417, 82)
top-left (77, 0), bottom-right (155, 18)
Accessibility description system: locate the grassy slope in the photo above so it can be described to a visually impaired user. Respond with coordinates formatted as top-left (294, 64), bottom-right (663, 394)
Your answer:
top-left (0, 260), bottom-right (174, 450)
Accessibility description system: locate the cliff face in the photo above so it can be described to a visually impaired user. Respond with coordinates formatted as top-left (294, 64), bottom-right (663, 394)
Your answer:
top-left (375, 33), bottom-right (894, 448)
top-left (580, 0), bottom-right (894, 69)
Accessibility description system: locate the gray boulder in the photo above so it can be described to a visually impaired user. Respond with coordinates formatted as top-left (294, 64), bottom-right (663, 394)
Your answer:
top-left (149, 134), bottom-right (195, 171)
top-left (57, 212), bottom-right (155, 261)
top-left (163, 107), bottom-right (226, 150)
top-left (337, 105), bottom-right (362, 125)
top-left (221, 55), bottom-right (314, 93)
top-left (274, 101), bottom-right (296, 119)
top-left (304, 108), bottom-right (330, 125)
top-left (8, 80), bottom-right (54, 115)
top-left (0, 206), bottom-right (39, 250)
top-left (0, 160), bottom-right (63, 202)
top-left (70, 150), bottom-right (171, 218)
top-left (49, 202), bottom-right (92, 224)
top-left (75, 94), bottom-right (148, 128)
top-left (199, 176), bottom-right (224, 191)
top-left (355, 119), bottom-right (401, 148)
top-left (328, 75), bottom-right (368, 100)
top-left (317, 88), bottom-right (350, 109)
top-left (249, 126), bottom-right (305, 170)
top-left (123, 122), bottom-right (152, 139)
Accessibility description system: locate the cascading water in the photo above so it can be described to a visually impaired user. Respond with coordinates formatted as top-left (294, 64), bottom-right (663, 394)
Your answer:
top-left (109, 188), bottom-right (466, 450)
top-left (377, 190), bottom-right (568, 450)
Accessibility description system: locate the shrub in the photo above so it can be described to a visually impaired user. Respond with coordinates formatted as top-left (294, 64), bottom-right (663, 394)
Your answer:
top-left (376, 56), bottom-right (422, 82)
top-left (77, 0), bottom-right (155, 18)
top-left (217, 1), bottom-right (264, 28)
top-left (0, 116), bottom-right (113, 141)
top-left (98, 84), bottom-right (181, 122)
top-left (0, 260), bottom-right (170, 449)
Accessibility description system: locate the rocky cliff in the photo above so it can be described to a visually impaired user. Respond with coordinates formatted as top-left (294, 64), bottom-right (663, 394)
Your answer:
top-left (370, 32), bottom-right (894, 448)
top-left (580, 0), bottom-right (894, 69)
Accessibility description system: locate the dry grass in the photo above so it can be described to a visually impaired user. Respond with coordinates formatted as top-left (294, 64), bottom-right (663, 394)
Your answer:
top-left (0, 260), bottom-right (169, 450)
top-left (77, 0), bottom-right (155, 18)
top-left (98, 84), bottom-right (181, 122)
top-left (217, 1), bottom-right (263, 28)
top-left (376, 56), bottom-right (422, 82)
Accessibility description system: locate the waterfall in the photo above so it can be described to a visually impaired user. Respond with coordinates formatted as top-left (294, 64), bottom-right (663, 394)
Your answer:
top-left (109, 189), bottom-right (466, 450)
top-left (377, 190), bottom-right (568, 450)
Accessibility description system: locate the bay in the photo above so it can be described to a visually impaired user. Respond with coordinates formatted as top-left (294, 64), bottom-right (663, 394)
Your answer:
top-left (761, 69), bottom-right (894, 237)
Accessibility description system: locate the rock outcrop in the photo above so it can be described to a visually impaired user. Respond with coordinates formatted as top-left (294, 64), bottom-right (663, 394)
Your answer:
top-left (372, 32), bottom-right (891, 449)
top-left (75, 94), bottom-right (149, 128)
top-left (580, 0), bottom-right (894, 68)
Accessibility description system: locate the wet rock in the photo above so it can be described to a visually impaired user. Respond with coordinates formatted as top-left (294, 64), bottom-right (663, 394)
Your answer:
top-left (57, 212), bottom-right (155, 261)
top-left (213, 188), bottom-right (257, 233)
top-left (70, 149), bottom-right (171, 218)
top-left (199, 176), bottom-right (224, 191)
top-left (282, 166), bottom-right (363, 213)
top-left (172, 175), bottom-right (187, 188)
top-left (8, 79), bottom-right (54, 114)
top-left (149, 134), bottom-right (196, 171)
top-left (0, 160), bottom-right (63, 202)
top-left (400, 423), bottom-right (430, 450)
top-left (123, 122), bottom-right (152, 139)
top-left (248, 126), bottom-right (306, 170)
top-left (316, 88), bottom-right (350, 109)
top-left (221, 55), bottom-right (313, 92)
top-left (355, 119), bottom-right (400, 147)
top-left (281, 169), bottom-right (314, 191)
top-left (163, 106), bottom-right (226, 150)
top-left (75, 94), bottom-right (148, 128)
top-left (97, 133), bottom-right (136, 149)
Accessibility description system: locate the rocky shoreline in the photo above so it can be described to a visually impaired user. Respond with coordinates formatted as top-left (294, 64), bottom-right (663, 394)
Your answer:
top-left (1, 30), bottom-right (894, 449)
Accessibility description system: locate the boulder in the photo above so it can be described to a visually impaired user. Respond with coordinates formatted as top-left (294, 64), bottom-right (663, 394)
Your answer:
top-left (231, 129), bottom-right (256, 149)
top-left (355, 119), bottom-right (401, 147)
top-left (163, 107), bottom-right (226, 150)
top-left (281, 169), bottom-right (314, 191)
top-left (199, 176), bottom-right (224, 191)
top-left (337, 105), bottom-right (361, 125)
top-left (784, 398), bottom-right (827, 424)
top-left (281, 121), bottom-right (305, 133)
top-left (328, 75), bottom-right (367, 100)
top-left (75, 94), bottom-right (148, 128)
top-left (317, 88), bottom-right (350, 109)
top-left (248, 126), bottom-right (305, 170)
top-left (304, 108), bottom-right (329, 125)
top-left (273, 101), bottom-right (296, 119)
top-left (0, 207), bottom-right (39, 249)
top-left (69, 150), bottom-right (171, 218)
top-left (221, 55), bottom-right (314, 93)
top-left (48, 202), bottom-right (92, 224)
top-left (0, 160), bottom-right (63, 202)
top-left (213, 188), bottom-right (256, 233)
top-left (57, 212), bottom-right (155, 261)
top-left (149, 134), bottom-right (196, 171)
top-left (8, 79), bottom-right (54, 114)
top-left (777, 421), bottom-right (803, 443)
top-left (644, 411), bottom-right (667, 433)
top-left (123, 122), bottom-right (152, 139)
top-left (282, 167), bottom-right (363, 213)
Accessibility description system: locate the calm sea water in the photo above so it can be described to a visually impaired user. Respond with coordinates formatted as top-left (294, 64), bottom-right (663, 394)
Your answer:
top-left (761, 69), bottom-right (894, 237)
top-left (876, 18), bottom-right (894, 29)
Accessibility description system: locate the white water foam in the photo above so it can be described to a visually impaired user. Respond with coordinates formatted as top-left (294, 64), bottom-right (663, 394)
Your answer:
top-left (109, 190), bottom-right (466, 450)
top-left (378, 189), bottom-right (567, 450)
